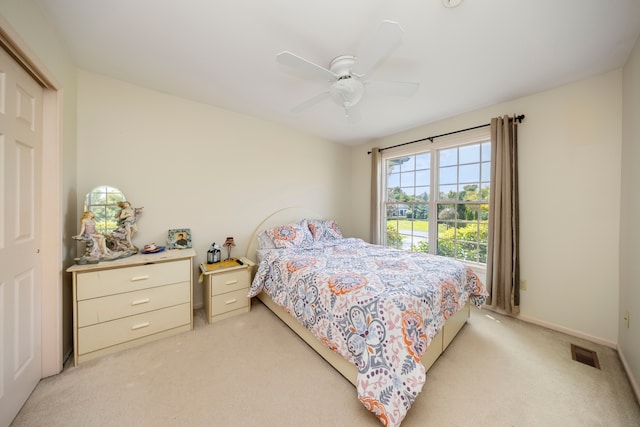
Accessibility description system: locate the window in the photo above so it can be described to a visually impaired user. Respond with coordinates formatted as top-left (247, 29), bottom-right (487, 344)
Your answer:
top-left (381, 130), bottom-right (491, 266)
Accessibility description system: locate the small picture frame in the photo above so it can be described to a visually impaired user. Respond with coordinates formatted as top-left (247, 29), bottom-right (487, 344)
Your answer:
top-left (168, 228), bottom-right (192, 249)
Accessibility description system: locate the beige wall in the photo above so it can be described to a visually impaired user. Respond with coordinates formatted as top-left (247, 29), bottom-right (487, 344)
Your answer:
top-left (76, 70), bottom-right (352, 308)
top-left (351, 71), bottom-right (623, 347)
top-left (0, 0), bottom-right (78, 375)
top-left (619, 35), bottom-right (640, 397)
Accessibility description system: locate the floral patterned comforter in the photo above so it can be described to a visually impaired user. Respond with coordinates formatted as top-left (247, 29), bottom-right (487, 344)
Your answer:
top-left (249, 238), bottom-right (487, 426)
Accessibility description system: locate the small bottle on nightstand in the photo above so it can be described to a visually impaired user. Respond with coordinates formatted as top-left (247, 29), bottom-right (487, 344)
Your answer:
top-left (207, 243), bottom-right (221, 264)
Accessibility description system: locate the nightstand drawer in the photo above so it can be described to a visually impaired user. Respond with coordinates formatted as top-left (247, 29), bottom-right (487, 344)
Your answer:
top-left (209, 269), bottom-right (250, 295)
top-left (77, 260), bottom-right (191, 300)
top-left (77, 303), bottom-right (190, 355)
top-left (211, 288), bottom-right (249, 315)
top-left (77, 281), bottom-right (190, 327)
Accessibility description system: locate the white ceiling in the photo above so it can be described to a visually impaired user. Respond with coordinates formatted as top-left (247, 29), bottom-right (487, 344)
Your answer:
top-left (35, 0), bottom-right (640, 146)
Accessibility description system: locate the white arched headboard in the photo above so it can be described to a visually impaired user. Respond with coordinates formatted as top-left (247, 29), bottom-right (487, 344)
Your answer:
top-left (245, 207), bottom-right (323, 264)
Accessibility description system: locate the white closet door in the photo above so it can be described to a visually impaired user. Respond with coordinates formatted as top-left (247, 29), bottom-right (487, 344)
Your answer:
top-left (0, 45), bottom-right (44, 427)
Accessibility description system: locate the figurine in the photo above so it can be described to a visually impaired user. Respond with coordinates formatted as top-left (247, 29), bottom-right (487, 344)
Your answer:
top-left (108, 201), bottom-right (143, 253)
top-left (73, 211), bottom-right (111, 259)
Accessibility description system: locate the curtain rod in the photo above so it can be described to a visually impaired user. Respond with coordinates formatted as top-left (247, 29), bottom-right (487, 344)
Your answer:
top-left (367, 114), bottom-right (525, 155)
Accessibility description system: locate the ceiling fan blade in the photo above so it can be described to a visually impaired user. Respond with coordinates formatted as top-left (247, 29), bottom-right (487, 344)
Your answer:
top-left (351, 20), bottom-right (404, 77)
top-left (277, 51), bottom-right (336, 81)
top-left (291, 91), bottom-right (331, 113)
top-left (365, 80), bottom-right (420, 97)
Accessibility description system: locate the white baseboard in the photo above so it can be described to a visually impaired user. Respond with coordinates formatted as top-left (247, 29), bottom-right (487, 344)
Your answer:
top-left (515, 313), bottom-right (617, 349)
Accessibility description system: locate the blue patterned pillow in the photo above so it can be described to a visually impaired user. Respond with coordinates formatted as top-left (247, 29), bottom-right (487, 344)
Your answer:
top-left (306, 219), bottom-right (343, 241)
top-left (265, 220), bottom-right (314, 249)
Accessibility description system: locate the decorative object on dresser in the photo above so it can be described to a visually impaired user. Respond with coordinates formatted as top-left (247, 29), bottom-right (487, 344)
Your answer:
top-left (200, 257), bottom-right (255, 324)
top-left (73, 185), bottom-right (143, 264)
top-left (67, 248), bottom-right (196, 365)
top-left (223, 236), bottom-right (236, 259)
top-left (142, 243), bottom-right (165, 254)
top-left (206, 242), bottom-right (222, 264)
top-left (168, 228), bottom-right (192, 249)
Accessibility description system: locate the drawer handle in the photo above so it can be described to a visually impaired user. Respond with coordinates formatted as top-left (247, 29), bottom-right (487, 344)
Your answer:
top-left (225, 280), bottom-right (238, 286)
top-left (131, 298), bottom-right (150, 306)
top-left (225, 298), bottom-right (238, 305)
top-left (131, 322), bottom-right (150, 330)
top-left (130, 275), bottom-right (150, 282)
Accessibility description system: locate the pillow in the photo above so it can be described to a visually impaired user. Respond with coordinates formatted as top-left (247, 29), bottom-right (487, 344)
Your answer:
top-left (264, 220), bottom-right (314, 249)
top-left (257, 230), bottom-right (276, 250)
top-left (306, 219), bottom-right (343, 241)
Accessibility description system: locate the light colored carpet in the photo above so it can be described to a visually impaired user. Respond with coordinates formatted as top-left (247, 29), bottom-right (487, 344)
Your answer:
top-left (11, 301), bottom-right (640, 427)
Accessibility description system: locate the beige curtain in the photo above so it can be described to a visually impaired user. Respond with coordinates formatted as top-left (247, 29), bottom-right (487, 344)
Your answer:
top-left (370, 147), bottom-right (382, 244)
top-left (486, 115), bottom-right (520, 314)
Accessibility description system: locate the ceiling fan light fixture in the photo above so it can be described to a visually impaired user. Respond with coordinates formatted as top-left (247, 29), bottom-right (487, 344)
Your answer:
top-left (329, 77), bottom-right (364, 108)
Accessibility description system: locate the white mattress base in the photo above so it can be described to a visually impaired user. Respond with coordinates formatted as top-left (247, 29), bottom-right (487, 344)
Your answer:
top-left (256, 291), bottom-right (470, 386)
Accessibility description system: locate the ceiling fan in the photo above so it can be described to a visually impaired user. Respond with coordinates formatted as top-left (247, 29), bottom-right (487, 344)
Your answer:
top-left (276, 20), bottom-right (420, 123)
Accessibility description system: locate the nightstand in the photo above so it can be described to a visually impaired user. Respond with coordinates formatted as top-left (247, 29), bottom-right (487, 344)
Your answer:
top-left (67, 248), bottom-right (196, 365)
top-left (200, 257), bottom-right (255, 324)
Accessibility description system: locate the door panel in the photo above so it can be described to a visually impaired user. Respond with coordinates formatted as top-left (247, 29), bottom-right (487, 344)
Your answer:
top-left (0, 45), bottom-right (43, 427)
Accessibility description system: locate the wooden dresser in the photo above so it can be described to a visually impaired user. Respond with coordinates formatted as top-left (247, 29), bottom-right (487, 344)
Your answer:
top-left (67, 248), bottom-right (196, 365)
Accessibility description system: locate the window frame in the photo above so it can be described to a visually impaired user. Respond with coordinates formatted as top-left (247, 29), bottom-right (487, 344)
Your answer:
top-left (379, 127), bottom-right (491, 273)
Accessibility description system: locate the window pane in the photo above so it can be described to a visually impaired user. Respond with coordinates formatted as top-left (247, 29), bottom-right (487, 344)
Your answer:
top-left (459, 144), bottom-right (480, 164)
top-left (415, 152), bottom-right (430, 169)
top-left (478, 243), bottom-right (488, 263)
top-left (437, 204), bottom-right (457, 221)
top-left (415, 186), bottom-right (429, 202)
top-left (481, 162), bottom-right (490, 182)
top-left (457, 241), bottom-right (478, 263)
top-left (459, 185), bottom-right (477, 201)
top-left (388, 187), bottom-right (405, 201)
top-left (412, 204), bottom-right (429, 220)
top-left (439, 165), bottom-right (457, 184)
top-left (385, 217), bottom-right (403, 249)
top-left (437, 238), bottom-right (454, 257)
top-left (415, 170), bottom-right (429, 186)
top-left (387, 172), bottom-right (400, 187)
top-left (461, 204), bottom-right (479, 221)
top-left (400, 156), bottom-right (415, 171)
top-left (400, 171), bottom-right (414, 186)
top-left (459, 164), bottom-right (480, 184)
top-left (439, 184), bottom-right (457, 200)
top-left (480, 184), bottom-right (490, 202)
top-left (402, 186), bottom-right (415, 198)
top-left (481, 142), bottom-right (491, 161)
top-left (479, 203), bottom-right (489, 221)
top-left (439, 147), bottom-right (457, 167)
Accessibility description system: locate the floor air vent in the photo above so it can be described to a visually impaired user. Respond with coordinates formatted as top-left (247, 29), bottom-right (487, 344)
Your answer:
top-left (571, 344), bottom-right (600, 369)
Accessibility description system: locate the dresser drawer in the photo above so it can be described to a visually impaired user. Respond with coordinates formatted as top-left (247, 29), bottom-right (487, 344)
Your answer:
top-left (77, 282), bottom-right (190, 327)
top-left (209, 269), bottom-right (249, 295)
top-left (76, 259), bottom-right (191, 300)
top-left (211, 288), bottom-right (249, 315)
top-left (77, 303), bottom-right (190, 355)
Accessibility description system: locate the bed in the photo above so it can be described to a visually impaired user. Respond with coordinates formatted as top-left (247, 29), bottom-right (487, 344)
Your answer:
top-left (246, 207), bottom-right (488, 426)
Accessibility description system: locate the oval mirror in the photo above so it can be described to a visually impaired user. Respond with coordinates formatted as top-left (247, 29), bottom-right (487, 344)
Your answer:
top-left (84, 185), bottom-right (126, 235)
